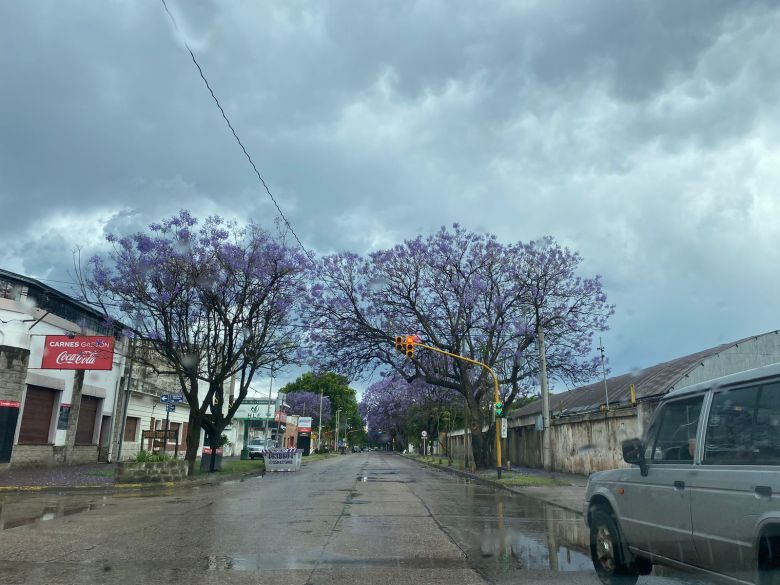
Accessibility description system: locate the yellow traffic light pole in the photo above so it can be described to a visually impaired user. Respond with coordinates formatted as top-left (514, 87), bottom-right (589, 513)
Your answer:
top-left (397, 337), bottom-right (503, 479)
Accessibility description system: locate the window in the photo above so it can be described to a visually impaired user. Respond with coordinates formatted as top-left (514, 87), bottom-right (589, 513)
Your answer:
top-left (124, 417), bottom-right (139, 442)
top-left (648, 396), bottom-right (704, 464)
top-left (168, 422), bottom-right (181, 443)
top-left (704, 383), bottom-right (780, 465)
top-left (0, 278), bottom-right (18, 300)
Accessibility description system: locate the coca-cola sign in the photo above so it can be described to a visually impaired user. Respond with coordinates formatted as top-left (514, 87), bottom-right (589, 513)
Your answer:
top-left (41, 336), bottom-right (115, 370)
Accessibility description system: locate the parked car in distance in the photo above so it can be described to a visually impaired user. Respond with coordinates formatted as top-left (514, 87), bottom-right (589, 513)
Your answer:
top-left (586, 362), bottom-right (780, 585)
top-left (247, 438), bottom-right (277, 460)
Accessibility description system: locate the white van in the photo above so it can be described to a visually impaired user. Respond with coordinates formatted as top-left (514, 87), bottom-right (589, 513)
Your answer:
top-left (585, 362), bottom-right (780, 584)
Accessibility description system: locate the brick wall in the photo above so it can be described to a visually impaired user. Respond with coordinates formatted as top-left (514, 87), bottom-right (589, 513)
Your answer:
top-left (0, 345), bottom-right (29, 403)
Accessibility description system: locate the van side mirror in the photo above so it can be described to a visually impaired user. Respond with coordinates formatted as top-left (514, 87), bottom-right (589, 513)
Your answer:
top-left (622, 438), bottom-right (648, 476)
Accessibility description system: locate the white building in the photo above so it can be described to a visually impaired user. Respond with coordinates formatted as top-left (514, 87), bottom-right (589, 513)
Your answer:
top-left (0, 269), bottom-right (127, 467)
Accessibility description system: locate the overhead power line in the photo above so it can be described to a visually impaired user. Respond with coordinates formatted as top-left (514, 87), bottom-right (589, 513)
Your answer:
top-left (160, 0), bottom-right (315, 266)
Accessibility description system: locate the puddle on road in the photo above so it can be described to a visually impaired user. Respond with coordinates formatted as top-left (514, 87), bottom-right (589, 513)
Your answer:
top-left (0, 496), bottom-right (111, 530)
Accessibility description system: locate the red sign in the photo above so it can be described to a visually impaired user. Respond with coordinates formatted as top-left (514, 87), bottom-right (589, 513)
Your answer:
top-left (41, 336), bottom-right (115, 370)
top-left (0, 400), bottom-right (20, 408)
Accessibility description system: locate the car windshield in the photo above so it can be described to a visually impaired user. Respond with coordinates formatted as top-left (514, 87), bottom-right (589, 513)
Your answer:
top-left (1, 3), bottom-right (777, 585)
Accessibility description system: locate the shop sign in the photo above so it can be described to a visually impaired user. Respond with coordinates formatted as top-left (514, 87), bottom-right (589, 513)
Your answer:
top-left (298, 417), bottom-right (312, 432)
top-left (41, 336), bottom-right (115, 370)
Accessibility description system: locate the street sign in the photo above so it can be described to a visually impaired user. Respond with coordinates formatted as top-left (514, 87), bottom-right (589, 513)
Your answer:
top-left (171, 394), bottom-right (184, 403)
top-left (421, 430), bottom-right (427, 438)
top-left (500, 418), bottom-right (508, 439)
top-left (166, 403), bottom-right (176, 413)
top-left (160, 394), bottom-right (170, 403)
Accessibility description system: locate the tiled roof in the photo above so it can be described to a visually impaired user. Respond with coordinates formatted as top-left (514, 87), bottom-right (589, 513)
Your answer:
top-left (510, 332), bottom-right (778, 419)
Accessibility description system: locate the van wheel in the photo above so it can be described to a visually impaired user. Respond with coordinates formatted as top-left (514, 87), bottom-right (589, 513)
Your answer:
top-left (590, 508), bottom-right (639, 585)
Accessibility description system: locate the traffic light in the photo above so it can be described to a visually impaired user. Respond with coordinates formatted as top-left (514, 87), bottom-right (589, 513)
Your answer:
top-left (405, 335), bottom-right (415, 359)
top-left (394, 336), bottom-right (404, 353)
top-left (495, 401), bottom-right (504, 416)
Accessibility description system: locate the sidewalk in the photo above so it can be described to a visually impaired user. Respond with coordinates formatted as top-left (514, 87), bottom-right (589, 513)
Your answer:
top-left (0, 463), bottom-right (116, 489)
top-left (0, 456), bottom-right (262, 493)
top-left (407, 455), bottom-right (588, 515)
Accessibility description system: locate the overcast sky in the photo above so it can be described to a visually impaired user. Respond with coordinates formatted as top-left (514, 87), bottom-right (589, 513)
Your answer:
top-left (1, 1), bottom-right (778, 393)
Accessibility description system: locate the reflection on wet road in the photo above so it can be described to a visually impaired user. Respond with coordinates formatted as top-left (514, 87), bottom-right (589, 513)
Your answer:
top-left (0, 453), bottom-right (707, 585)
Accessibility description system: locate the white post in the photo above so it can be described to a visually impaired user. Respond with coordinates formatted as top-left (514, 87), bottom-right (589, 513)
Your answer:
top-left (599, 336), bottom-right (610, 410)
top-left (317, 388), bottom-right (324, 452)
top-left (264, 367), bottom-right (274, 442)
top-left (538, 325), bottom-right (552, 471)
top-left (335, 409), bottom-right (341, 451)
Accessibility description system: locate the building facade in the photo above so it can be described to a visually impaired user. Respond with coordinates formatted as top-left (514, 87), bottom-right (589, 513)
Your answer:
top-left (0, 269), bottom-right (126, 468)
top-left (0, 269), bottom-right (212, 468)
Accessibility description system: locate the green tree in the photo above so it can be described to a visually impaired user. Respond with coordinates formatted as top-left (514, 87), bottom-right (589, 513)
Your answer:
top-left (280, 372), bottom-right (362, 436)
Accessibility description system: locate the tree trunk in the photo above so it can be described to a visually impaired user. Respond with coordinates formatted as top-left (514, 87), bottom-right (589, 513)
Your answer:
top-left (207, 430), bottom-right (220, 473)
top-left (184, 410), bottom-right (202, 476)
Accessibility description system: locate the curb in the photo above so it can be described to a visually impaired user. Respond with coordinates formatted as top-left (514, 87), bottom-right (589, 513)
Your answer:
top-left (0, 469), bottom-right (266, 495)
top-left (404, 455), bottom-right (584, 516)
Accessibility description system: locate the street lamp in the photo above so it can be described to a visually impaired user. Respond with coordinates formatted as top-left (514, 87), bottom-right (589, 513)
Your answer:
top-left (335, 409), bottom-right (343, 450)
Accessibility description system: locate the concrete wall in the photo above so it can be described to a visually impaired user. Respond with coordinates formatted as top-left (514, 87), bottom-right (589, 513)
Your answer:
top-left (9, 444), bottom-right (98, 467)
top-left (0, 346), bottom-right (28, 404)
top-left (507, 403), bottom-right (656, 475)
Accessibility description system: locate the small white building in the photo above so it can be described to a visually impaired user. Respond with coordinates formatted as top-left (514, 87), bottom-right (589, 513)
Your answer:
top-left (0, 269), bottom-right (127, 467)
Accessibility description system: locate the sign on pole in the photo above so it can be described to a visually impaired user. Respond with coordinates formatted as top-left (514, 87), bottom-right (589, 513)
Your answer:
top-left (41, 336), bottom-right (115, 370)
top-left (166, 403), bottom-right (176, 413)
top-left (160, 394), bottom-right (170, 403)
top-left (171, 394), bottom-right (184, 403)
top-left (421, 430), bottom-right (428, 438)
top-left (500, 418), bottom-right (508, 439)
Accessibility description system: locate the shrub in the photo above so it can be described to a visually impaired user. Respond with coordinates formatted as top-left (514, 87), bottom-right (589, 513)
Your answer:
top-left (132, 451), bottom-right (173, 463)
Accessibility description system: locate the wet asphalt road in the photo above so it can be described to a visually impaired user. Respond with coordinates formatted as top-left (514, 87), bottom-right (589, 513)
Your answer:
top-left (0, 452), bottom-right (704, 585)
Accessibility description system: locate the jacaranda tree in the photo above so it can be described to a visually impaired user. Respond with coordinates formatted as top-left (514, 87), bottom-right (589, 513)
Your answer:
top-left (360, 375), bottom-right (459, 454)
top-left (285, 391), bottom-right (332, 426)
top-left (80, 211), bottom-right (307, 474)
top-left (306, 225), bottom-right (613, 468)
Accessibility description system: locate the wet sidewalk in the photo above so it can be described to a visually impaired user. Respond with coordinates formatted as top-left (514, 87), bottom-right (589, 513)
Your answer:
top-left (0, 463), bottom-right (116, 489)
top-left (407, 455), bottom-right (588, 515)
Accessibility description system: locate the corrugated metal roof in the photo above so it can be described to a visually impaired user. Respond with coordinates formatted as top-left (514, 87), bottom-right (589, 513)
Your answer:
top-left (509, 332), bottom-right (779, 419)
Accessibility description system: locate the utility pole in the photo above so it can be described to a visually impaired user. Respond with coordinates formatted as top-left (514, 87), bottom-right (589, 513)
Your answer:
top-left (116, 337), bottom-right (136, 462)
top-left (317, 387), bottom-right (324, 453)
top-left (538, 325), bottom-right (552, 471)
top-left (264, 366), bottom-right (274, 442)
top-left (598, 337), bottom-right (610, 411)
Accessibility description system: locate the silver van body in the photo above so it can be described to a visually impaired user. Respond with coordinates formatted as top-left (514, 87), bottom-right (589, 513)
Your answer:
top-left (585, 362), bottom-right (780, 584)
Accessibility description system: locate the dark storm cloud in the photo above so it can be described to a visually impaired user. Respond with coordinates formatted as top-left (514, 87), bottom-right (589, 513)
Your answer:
top-left (1, 0), bottom-right (778, 379)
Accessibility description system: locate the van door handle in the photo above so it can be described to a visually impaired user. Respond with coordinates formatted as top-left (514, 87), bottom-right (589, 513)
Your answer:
top-left (674, 480), bottom-right (685, 490)
top-left (755, 486), bottom-right (772, 498)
